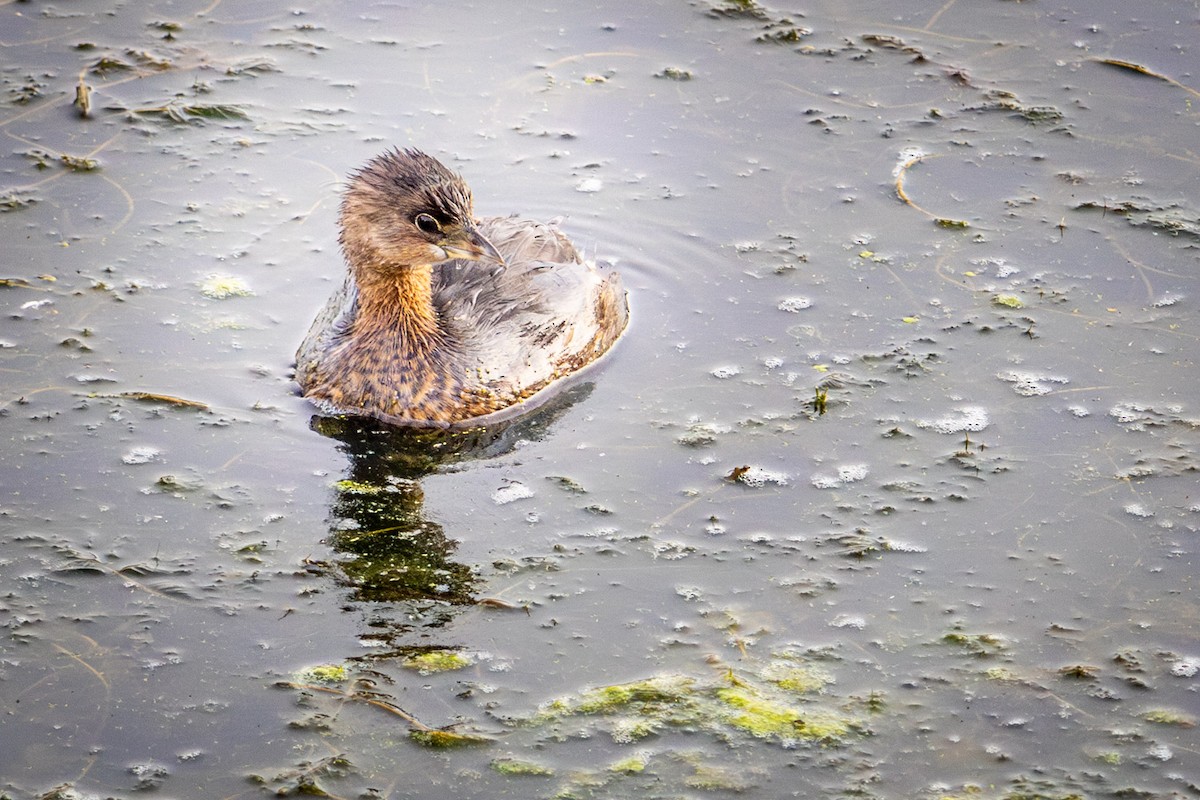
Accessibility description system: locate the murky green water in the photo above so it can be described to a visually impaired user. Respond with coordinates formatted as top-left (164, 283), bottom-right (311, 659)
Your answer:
top-left (2, 1), bottom-right (1197, 798)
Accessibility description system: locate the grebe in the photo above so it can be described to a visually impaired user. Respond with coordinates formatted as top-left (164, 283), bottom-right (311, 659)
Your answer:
top-left (296, 148), bottom-right (627, 428)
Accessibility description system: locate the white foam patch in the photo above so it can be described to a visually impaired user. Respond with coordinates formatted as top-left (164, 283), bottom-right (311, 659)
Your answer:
top-left (1153, 293), bottom-right (1183, 308)
top-left (1170, 656), bottom-right (1199, 677)
top-left (917, 406), bottom-right (990, 434)
top-left (492, 482), bottom-right (534, 505)
top-left (810, 464), bottom-right (869, 489)
top-left (737, 467), bottom-right (790, 488)
top-left (997, 370), bottom-right (1069, 397)
top-left (710, 365), bottom-right (741, 379)
top-left (122, 446), bottom-right (162, 465)
top-left (778, 297), bottom-right (812, 313)
top-left (893, 146), bottom-right (927, 177)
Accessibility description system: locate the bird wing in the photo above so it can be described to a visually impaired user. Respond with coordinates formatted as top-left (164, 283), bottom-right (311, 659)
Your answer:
top-left (434, 216), bottom-right (626, 401)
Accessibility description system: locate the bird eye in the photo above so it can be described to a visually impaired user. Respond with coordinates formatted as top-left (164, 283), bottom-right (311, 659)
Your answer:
top-left (414, 213), bottom-right (441, 235)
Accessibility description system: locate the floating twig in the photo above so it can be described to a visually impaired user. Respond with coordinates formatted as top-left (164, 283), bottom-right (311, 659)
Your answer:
top-left (74, 72), bottom-right (92, 118)
top-left (1095, 58), bottom-right (1200, 102)
top-left (113, 391), bottom-right (211, 410)
top-left (894, 152), bottom-right (970, 228)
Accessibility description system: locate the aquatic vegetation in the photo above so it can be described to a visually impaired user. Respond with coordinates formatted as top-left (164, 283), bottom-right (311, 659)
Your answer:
top-left (546, 475), bottom-right (588, 494)
top-left (715, 684), bottom-right (850, 743)
top-left (762, 661), bottom-right (831, 694)
top-left (608, 753), bottom-right (649, 773)
top-left (132, 102), bottom-right (249, 123)
top-left (401, 650), bottom-right (471, 674)
top-left (815, 528), bottom-right (920, 558)
top-left (409, 729), bottom-right (492, 748)
top-left (1076, 197), bottom-right (1200, 239)
top-left (993, 293), bottom-right (1024, 308)
top-left (295, 664), bottom-right (348, 684)
top-left (533, 664), bottom-right (863, 747)
top-left (334, 478), bottom-right (387, 494)
top-left (756, 24), bottom-right (811, 44)
top-left (941, 630), bottom-right (1008, 657)
top-left (0, 190), bottom-right (38, 210)
top-left (1140, 708), bottom-right (1196, 727)
top-left (59, 154), bottom-right (100, 172)
top-left (247, 754), bottom-right (353, 796)
top-left (3, 1), bottom-right (1197, 798)
top-left (491, 757), bottom-right (555, 776)
top-left (655, 67), bottom-right (693, 81)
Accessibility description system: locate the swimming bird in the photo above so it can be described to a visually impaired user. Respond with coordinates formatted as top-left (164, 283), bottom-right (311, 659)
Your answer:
top-left (296, 148), bottom-right (628, 428)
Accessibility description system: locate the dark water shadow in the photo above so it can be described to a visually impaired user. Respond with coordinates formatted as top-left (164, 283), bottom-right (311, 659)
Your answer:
top-left (306, 384), bottom-right (594, 649)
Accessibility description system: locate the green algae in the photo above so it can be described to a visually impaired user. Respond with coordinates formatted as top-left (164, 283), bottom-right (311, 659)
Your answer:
top-left (715, 685), bottom-right (851, 743)
top-left (684, 759), bottom-right (753, 791)
top-left (294, 664), bottom-right (348, 684)
top-left (1140, 708), bottom-right (1196, 727)
top-left (491, 757), bottom-right (555, 776)
top-left (534, 665), bottom-right (863, 748)
top-left (334, 478), bottom-right (386, 495)
top-left (401, 650), bottom-right (471, 674)
top-left (570, 674), bottom-right (696, 714)
top-left (409, 729), bottom-right (492, 748)
top-left (762, 661), bottom-right (830, 694)
top-left (608, 753), bottom-right (649, 774)
top-left (942, 630), bottom-right (1007, 657)
top-left (993, 293), bottom-right (1024, 308)
top-left (985, 666), bottom-right (1021, 681)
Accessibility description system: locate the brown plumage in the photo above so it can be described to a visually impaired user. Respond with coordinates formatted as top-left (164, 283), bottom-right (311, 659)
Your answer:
top-left (295, 148), bottom-right (628, 428)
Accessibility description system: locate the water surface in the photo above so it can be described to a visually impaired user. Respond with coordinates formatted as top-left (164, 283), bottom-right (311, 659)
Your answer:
top-left (1, 1), bottom-right (1197, 798)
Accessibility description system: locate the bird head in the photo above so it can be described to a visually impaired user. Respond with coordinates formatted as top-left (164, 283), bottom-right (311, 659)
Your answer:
top-left (339, 148), bottom-right (503, 275)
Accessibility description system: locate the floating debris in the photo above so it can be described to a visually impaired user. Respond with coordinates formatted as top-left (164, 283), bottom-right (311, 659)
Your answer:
top-left (409, 729), bottom-right (492, 748)
top-left (710, 365), bottom-right (741, 379)
top-left (1140, 708), bottom-right (1196, 727)
top-left (546, 475), bottom-right (588, 494)
top-left (74, 77), bottom-right (92, 117)
top-left (757, 23), bottom-right (811, 44)
top-left (655, 66), bottom-right (693, 81)
top-left (1094, 57), bottom-right (1200, 102)
top-left (115, 391), bottom-right (210, 410)
top-left (942, 630), bottom-right (1008, 657)
top-left (133, 103), bottom-right (249, 124)
top-left (733, 466), bottom-right (790, 488)
top-left (1075, 198), bottom-right (1200, 239)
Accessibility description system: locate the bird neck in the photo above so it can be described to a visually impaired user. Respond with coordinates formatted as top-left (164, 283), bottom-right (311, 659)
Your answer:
top-left (352, 265), bottom-right (443, 347)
